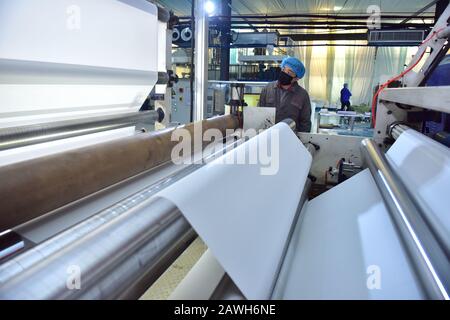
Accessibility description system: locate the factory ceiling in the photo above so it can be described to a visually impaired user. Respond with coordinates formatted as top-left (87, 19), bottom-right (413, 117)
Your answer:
top-left (155, 0), bottom-right (436, 16)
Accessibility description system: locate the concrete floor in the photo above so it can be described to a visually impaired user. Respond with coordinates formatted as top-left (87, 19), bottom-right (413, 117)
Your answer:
top-left (139, 237), bottom-right (207, 300)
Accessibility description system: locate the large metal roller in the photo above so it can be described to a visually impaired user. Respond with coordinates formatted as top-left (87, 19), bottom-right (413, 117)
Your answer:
top-left (361, 139), bottom-right (450, 300)
top-left (0, 197), bottom-right (191, 299)
top-left (0, 137), bottom-right (243, 299)
top-left (0, 110), bottom-right (164, 151)
top-left (0, 119), bottom-right (299, 300)
top-left (0, 115), bottom-right (239, 231)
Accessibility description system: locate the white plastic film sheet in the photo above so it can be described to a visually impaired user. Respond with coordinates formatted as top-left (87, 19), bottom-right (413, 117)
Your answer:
top-left (273, 130), bottom-right (449, 299)
top-left (273, 169), bottom-right (423, 300)
top-left (157, 122), bottom-right (312, 299)
top-left (386, 129), bottom-right (450, 247)
top-left (158, 125), bottom-right (449, 299)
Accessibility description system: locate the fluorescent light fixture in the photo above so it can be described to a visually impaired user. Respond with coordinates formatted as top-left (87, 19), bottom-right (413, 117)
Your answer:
top-left (205, 1), bottom-right (215, 15)
top-left (320, 6), bottom-right (343, 11)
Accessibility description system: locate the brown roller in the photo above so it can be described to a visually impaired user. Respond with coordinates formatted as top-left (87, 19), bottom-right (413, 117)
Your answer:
top-left (0, 115), bottom-right (239, 231)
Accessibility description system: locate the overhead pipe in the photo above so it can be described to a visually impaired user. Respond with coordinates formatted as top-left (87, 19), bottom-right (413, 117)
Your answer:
top-left (401, 0), bottom-right (440, 24)
top-left (179, 14), bottom-right (435, 20)
top-left (176, 21), bottom-right (432, 28)
top-left (176, 23), bottom-right (373, 31)
top-left (193, 0), bottom-right (209, 122)
top-left (220, 21), bottom-right (432, 27)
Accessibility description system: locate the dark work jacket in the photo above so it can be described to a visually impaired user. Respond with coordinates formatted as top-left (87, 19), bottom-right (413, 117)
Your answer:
top-left (340, 87), bottom-right (352, 103)
top-left (258, 81), bottom-right (312, 132)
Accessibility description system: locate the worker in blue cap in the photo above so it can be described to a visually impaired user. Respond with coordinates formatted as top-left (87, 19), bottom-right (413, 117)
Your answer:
top-left (258, 56), bottom-right (311, 132)
top-left (340, 83), bottom-right (352, 111)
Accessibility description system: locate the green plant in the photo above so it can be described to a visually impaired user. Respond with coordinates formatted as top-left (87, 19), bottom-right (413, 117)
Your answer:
top-left (351, 103), bottom-right (371, 113)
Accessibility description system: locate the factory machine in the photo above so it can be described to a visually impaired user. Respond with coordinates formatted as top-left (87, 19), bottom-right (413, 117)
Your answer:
top-left (0, 1), bottom-right (450, 300)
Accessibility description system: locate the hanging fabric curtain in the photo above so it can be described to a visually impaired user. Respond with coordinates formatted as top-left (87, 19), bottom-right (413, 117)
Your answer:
top-left (227, 0), bottom-right (433, 106)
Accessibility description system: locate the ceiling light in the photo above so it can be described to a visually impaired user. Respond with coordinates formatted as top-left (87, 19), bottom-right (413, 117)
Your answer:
top-left (205, 1), bottom-right (215, 15)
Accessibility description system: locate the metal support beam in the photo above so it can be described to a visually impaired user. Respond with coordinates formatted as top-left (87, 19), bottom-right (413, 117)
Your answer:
top-left (193, 0), bottom-right (209, 121)
top-left (404, 3), bottom-right (450, 86)
top-left (435, 0), bottom-right (450, 21)
top-left (219, 0), bottom-right (231, 81)
top-left (287, 33), bottom-right (367, 42)
top-left (380, 86), bottom-right (450, 113)
top-left (401, 0), bottom-right (440, 24)
top-left (178, 14), bottom-right (436, 20)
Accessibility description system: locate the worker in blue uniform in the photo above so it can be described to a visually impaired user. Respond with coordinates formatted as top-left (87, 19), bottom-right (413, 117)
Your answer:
top-left (340, 83), bottom-right (352, 111)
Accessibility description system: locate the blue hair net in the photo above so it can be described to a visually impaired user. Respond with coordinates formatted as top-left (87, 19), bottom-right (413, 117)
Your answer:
top-left (281, 56), bottom-right (306, 79)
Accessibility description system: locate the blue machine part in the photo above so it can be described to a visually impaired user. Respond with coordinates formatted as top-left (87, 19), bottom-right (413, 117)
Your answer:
top-left (424, 54), bottom-right (450, 138)
top-left (426, 55), bottom-right (450, 86)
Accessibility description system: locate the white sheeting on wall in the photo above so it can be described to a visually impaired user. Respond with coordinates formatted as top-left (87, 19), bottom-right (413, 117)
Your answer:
top-left (294, 43), bottom-right (422, 106)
